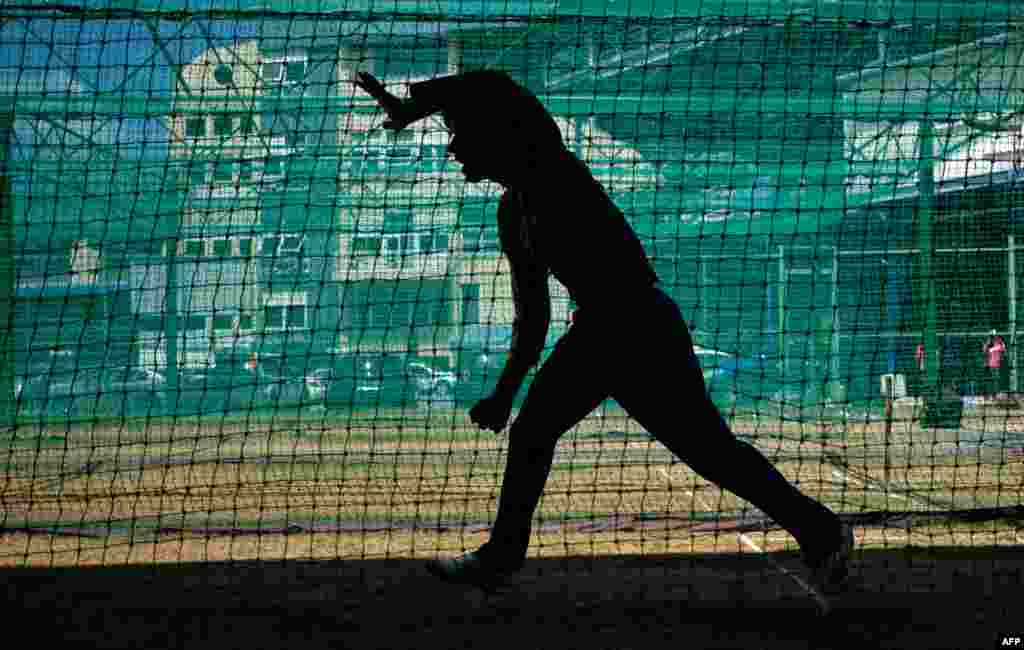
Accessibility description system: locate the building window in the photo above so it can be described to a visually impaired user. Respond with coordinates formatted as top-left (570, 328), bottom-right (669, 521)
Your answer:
top-left (212, 313), bottom-right (235, 331)
top-left (185, 116), bottom-right (206, 138)
top-left (261, 61), bottom-right (283, 84)
top-left (239, 238), bottom-right (254, 257)
top-left (262, 204), bottom-right (282, 228)
top-left (213, 161), bottom-right (233, 183)
top-left (189, 162), bottom-right (207, 187)
top-left (414, 280), bottom-right (451, 326)
top-left (265, 303), bottom-right (307, 330)
top-left (287, 304), bottom-right (306, 328)
top-left (460, 203), bottom-right (499, 253)
top-left (384, 210), bottom-right (412, 233)
top-left (381, 234), bottom-right (404, 263)
top-left (261, 110), bottom-right (282, 136)
top-left (183, 239), bottom-right (204, 256)
top-left (385, 143), bottom-right (416, 172)
top-left (136, 314), bottom-right (163, 332)
top-left (462, 284), bottom-right (480, 325)
top-left (184, 315), bottom-right (207, 332)
top-left (213, 64), bottom-right (234, 86)
top-left (240, 114), bottom-right (257, 136)
top-left (348, 280), bottom-right (451, 331)
top-left (278, 234), bottom-right (304, 255)
top-left (286, 60), bottom-right (306, 84)
top-left (351, 232), bottom-right (447, 258)
top-left (212, 239), bottom-right (231, 257)
top-left (427, 232), bottom-right (449, 253)
top-left (370, 300), bottom-right (391, 327)
top-left (263, 234), bottom-right (304, 257)
top-left (381, 232), bottom-right (428, 263)
top-left (425, 143), bottom-right (448, 172)
top-left (264, 158), bottom-right (283, 178)
top-left (391, 298), bottom-right (412, 327)
top-left (238, 159), bottom-right (254, 183)
top-left (261, 57), bottom-right (307, 86)
top-left (352, 235), bottom-right (381, 256)
top-left (214, 114), bottom-right (234, 137)
top-left (261, 111), bottom-right (314, 152)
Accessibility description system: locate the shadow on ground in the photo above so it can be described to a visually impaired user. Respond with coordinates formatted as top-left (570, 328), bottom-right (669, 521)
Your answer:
top-left (4, 546), bottom-right (1020, 649)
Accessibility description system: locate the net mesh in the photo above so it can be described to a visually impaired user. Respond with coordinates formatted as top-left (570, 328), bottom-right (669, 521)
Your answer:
top-left (1, 2), bottom-right (1023, 569)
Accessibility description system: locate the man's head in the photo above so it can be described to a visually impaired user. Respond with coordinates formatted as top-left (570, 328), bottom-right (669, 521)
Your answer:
top-left (406, 70), bottom-right (566, 184)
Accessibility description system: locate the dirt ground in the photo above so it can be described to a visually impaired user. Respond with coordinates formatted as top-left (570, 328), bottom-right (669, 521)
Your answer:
top-left (3, 411), bottom-right (1022, 648)
top-left (2, 543), bottom-right (1021, 650)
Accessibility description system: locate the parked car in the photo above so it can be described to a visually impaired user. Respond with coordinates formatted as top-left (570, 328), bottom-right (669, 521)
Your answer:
top-left (252, 354), bottom-right (316, 407)
top-left (407, 361), bottom-right (457, 407)
top-left (694, 347), bottom-right (793, 407)
top-left (317, 354), bottom-right (456, 410)
top-left (174, 362), bottom-right (277, 415)
top-left (97, 367), bottom-right (167, 416)
top-left (315, 355), bottom-right (375, 410)
top-left (304, 368), bottom-right (331, 403)
top-left (452, 352), bottom-right (504, 406)
top-left (15, 367), bottom-right (93, 417)
top-left (16, 365), bottom-right (167, 418)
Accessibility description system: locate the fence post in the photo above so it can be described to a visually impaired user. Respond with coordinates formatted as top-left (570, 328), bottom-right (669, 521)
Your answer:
top-left (1009, 234), bottom-right (1017, 394)
top-left (0, 109), bottom-right (14, 432)
top-left (917, 120), bottom-right (939, 408)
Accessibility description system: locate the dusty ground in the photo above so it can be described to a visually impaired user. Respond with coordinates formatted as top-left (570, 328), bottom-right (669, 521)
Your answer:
top-left (2, 543), bottom-right (1021, 649)
top-left (2, 408), bottom-right (1022, 647)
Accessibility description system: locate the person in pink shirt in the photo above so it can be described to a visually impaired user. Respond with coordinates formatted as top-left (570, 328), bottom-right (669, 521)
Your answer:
top-left (982, 330), bottom-right (1007, 398)
top-left (913, 342), bottom-right (927, 397)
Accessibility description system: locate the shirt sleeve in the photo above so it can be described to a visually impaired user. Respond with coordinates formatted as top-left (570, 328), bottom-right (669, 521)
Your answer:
top-left (498, 192), bottom-right (551, 371)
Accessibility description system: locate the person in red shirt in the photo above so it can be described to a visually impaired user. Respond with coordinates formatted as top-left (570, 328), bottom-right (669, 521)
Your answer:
top-left (982, 330), bottom-right (1007, 398)
top-left (353, 69), bottom-right (852, 597)
top-left (913, 342), bottom-right (926, 396)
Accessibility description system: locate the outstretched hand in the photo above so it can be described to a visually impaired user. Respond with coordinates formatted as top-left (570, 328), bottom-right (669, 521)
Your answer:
top-left (469, 393), bottom-right (514, 434)
top-left (351, 71), bottom-right (417, 131)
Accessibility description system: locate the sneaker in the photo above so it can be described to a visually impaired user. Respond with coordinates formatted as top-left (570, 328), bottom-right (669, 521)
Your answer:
top-left (426, 551), bottom-right (516, 593)
top-left (804, 522), bottom-right (855, 594)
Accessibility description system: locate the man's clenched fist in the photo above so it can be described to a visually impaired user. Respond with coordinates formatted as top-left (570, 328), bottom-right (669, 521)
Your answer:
top-left (469, 393), bottom-right (514, 434)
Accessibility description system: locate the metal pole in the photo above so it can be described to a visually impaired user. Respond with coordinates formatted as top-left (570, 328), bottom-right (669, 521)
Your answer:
top-left (0, 110), bottom-right (14, 432)
top-left (448, 38), bottom-right (462, 75)
top-left (830, 245), bottom-right (840, 403)
top-left (778, 245), bottom-right (786, 364)
top-left (881, 256), bottom-right (893, 372)
top-left (918, 120), bottom-right (938, 408)
top-left (1010, 234), bottom-right (1018, 393)
top-left (164, 160), bottom-right (182, 398)
top-left (701, 261), bottom-right (708, 337)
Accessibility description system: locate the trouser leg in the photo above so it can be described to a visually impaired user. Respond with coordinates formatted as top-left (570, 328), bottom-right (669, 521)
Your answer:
top-left (622, 388), bottom-right (837, 548)
top-left (479, 329), bottom-right (609, 568)
top-left (612, 291), bottom-right (838, 549)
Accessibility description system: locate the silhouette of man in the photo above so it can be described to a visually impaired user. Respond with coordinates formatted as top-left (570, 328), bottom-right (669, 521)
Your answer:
top-left (353, 69), bottom-right (852, 594)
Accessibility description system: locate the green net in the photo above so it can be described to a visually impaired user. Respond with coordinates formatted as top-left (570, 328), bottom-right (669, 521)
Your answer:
top-left (1, 2), bottom-right (1022, 571)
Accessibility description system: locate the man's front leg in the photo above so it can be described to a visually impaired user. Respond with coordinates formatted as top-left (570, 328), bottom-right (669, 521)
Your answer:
top-left (427, 328), bottom-right (608, 590)
top-left (425, 424), bottom-right (558, 592)
top-left (479, 423), bottom-right (561, 569)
